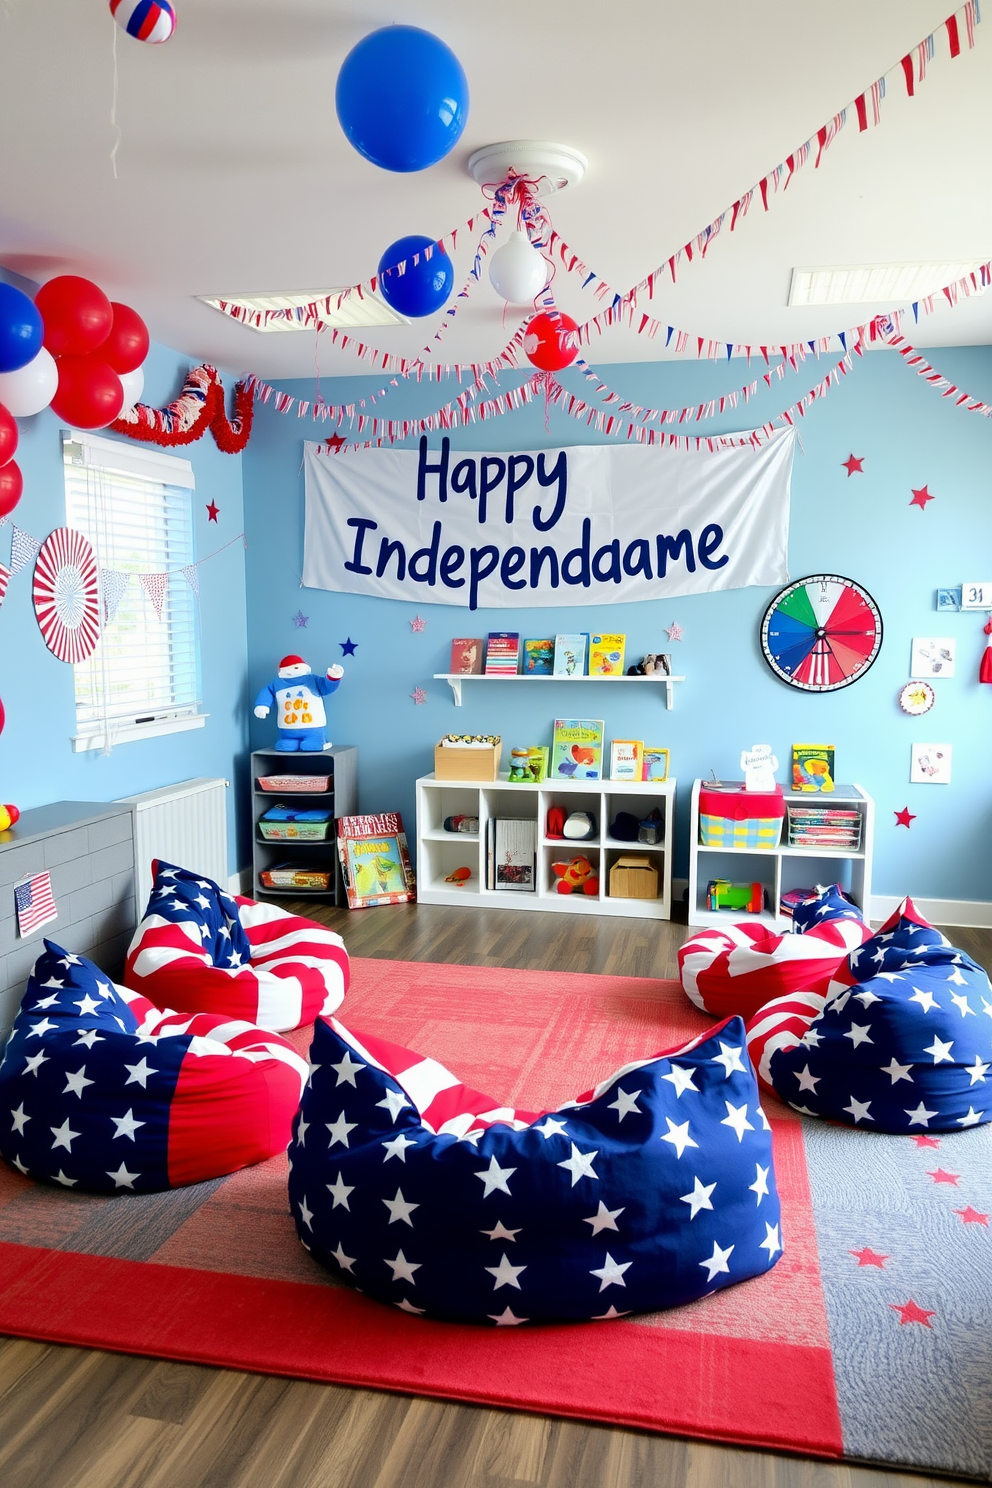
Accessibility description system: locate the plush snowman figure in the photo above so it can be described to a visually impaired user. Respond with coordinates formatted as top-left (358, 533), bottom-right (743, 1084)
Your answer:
top-left (254, 655), bottom-right (344, 752)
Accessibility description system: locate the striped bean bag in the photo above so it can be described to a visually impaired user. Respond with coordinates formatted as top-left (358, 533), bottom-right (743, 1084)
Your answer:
top-left (125, 860), bottom-right (348, 1032)
top-left (678, 885), bottom-right (872, 1021)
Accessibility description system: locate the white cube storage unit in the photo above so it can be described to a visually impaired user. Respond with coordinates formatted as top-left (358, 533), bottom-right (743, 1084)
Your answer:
top-left (686, 778), bottom-right (874, 929)
top-left (416, 774), bottom-right (676, 920)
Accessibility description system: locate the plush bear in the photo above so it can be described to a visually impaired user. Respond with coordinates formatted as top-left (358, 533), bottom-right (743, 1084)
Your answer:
top-left (253, 655), bottom-right (344, 752)
top-left (551, 856), bottom-right (600, 895)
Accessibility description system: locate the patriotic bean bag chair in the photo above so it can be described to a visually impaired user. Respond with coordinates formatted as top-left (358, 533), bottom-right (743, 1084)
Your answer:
top-left (0, 941), bottom-right (308, 1193)
top-left (125, 861), bottom-right (348, 1032)
top-left (287, 1014), bottom-right (783, 1326)
top-left (678, 884), bottom-right (872, 1021)
top-left (745, 898), bottom-right (992, 1133)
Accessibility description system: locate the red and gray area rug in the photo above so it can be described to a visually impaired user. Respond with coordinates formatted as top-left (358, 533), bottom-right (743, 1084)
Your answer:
top-left (0, 958), bottom-right (989, 1479)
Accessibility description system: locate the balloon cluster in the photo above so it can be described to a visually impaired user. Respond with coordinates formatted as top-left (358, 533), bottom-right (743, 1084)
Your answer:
top-left (0, 276), bottom-right (149, 518)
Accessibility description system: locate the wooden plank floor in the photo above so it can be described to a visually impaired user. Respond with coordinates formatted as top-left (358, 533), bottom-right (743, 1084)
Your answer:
top-left (2, 902), bottom-right (988, 1488)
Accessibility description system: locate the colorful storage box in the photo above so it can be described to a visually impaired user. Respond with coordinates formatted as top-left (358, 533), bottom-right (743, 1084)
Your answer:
top-left (608, 854), bottom-right (659, 900)
top-left (257, 775), bottom-right (331, 793)
top-left (258, 804), bottom-right (333, 841)
top-left (434, 741), bottom-right (501, 782)
top-left (698, 783), bottom-right (785, 850)
top-left (260, 864), bottom-right (333, 891)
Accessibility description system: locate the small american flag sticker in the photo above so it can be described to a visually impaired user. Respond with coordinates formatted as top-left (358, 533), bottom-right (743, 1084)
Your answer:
top-left (14, 872), bottom-right (58, 938)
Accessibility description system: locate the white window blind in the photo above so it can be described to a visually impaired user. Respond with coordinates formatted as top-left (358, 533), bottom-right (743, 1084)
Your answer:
top-left (62, 431), bottom-right (203, 750)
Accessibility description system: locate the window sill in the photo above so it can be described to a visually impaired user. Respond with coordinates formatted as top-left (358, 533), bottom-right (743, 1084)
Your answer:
top-left (72, 714), bottom-right (209, 753)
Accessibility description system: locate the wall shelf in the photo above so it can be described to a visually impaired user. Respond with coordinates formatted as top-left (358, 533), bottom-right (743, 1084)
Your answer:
top-left (433, 672), bottom-right (685, 709)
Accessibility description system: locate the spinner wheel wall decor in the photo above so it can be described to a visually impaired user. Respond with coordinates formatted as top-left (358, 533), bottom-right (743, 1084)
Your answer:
top-left (760, 574), bottom-right (882, 692)
top-left (33, 527), bottom-right (101, 664)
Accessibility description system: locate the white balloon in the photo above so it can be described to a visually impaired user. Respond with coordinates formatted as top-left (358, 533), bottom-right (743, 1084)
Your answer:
top-left (118, 364), bottom-right (145, 414)
top-left (488, 230), bottom-right (549, 304)
top-left (0, 345), bottom-right (58, 417)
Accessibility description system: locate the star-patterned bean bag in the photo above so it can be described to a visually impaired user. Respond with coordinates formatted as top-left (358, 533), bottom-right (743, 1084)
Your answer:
top-left (125, 860), bottom-right (348, 1032)
top-left (287, 1014), bottom-right (783, 1325)
top-left (745, 898), bottom-right (992, 1132)
top-left (0, 940), bottom-right (309, 1193)
top-left (678, 884), bottom-right (872, 1021)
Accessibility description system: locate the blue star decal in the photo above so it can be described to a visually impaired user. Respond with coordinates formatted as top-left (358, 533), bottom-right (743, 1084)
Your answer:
top-left (339, 638), bottom-right (358, 657)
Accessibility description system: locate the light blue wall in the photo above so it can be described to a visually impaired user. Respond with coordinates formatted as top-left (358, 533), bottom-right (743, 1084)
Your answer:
top-left (0, 332), bottom-right (250, 875)
top-left (242, 346), bottom-right (992, 905)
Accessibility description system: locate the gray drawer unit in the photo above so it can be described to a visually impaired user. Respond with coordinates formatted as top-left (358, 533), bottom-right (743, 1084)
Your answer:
top-left (0, 801), bottom-right (136, 1037)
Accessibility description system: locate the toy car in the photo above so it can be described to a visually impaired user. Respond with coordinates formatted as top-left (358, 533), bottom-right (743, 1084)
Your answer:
top-left (706, 879), bottom-right (764, 914)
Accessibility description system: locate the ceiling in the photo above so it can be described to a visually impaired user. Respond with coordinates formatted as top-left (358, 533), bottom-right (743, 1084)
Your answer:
top-left (0, 0), bottom-right (990, 380)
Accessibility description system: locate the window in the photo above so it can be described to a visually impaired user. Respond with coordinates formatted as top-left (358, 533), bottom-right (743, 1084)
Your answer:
top-left (62, 431), bottom-right (205, 752)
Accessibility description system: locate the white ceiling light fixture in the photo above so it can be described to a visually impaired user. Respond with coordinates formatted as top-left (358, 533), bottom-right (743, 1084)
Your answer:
top-left (197, 290), bottom-right (408, 333)
top-left (467, 140), bottom-right (587, 196)
top-left (789, 261), bottom-right (988, 307)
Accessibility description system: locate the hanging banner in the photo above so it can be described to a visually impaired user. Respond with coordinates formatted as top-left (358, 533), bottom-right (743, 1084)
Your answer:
top-left (303, 432), bottom-right (794, 610)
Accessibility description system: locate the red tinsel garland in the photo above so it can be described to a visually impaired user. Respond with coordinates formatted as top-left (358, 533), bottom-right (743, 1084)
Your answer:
top-left (110, 365), bottom-right (254, 453)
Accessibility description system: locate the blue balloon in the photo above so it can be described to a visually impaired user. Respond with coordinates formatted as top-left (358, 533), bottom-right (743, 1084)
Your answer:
top-left (0, 283), bottom-right (43, 374)
top-left (377, 235), bottom-right (454, 319)
top-left (336, 26), bottom-right (468, 173)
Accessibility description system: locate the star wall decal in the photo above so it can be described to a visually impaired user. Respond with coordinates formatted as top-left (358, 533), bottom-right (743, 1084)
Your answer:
top-left (842, 453), bottom-right (865, 477)
top-left (894, 807), bottom-right (916, 828)
top-left (889, 1299), bottom-right (936, 1328)
top-left (910, 484), bottom-right (935, 510)
top-left (665, 620), bottom-right (683, 642)
top-left (409, 615), bottom-right (427, 633)
top-left (339, 637), bottom-right (358, 656)
top-left (410, 686), bottom-right (428, 705)
top-left (206, 501), bottom-right (220, 523)
top-left (292, 610), bottom-right (309, 628)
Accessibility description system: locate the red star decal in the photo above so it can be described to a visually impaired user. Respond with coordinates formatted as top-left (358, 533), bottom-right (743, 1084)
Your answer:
top-left (206, 501), bottom-right (220, 523)
top-left (325, 433), bottom-right (347, 454)
top-left (912, 1134), bottom-right (941, 1149)
top-left (926, 1168), bottom-right (960, 1186)
top-left (890, 1299), bottom-right (936, 1328)
top-left (954, 1206), bottom-right (989, 1225)
top-left (894, 807), bottom-right (916, 828)
top-left (842, 453), bottom-right (865, 477)
top-left (909, 484), bottom-right (934, 510)
top-left (850, 1247), bottom-right (889, 1269)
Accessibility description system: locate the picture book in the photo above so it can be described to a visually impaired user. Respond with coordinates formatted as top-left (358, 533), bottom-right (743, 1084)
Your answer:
top-left (641, 747), bottom-right (670, 782)
top-left (336, 812), bottom-right (416, 909)
top-left (522, 638), bottom-right (555, 674)
top-left (610, 739), bottom-right (643, 781)
top-left (791, 743), bottom-right (835, 793)
top-left (553, 633), bottom-right (588, 676)
top-left (494, 818), bottom-right (537, 892)
top-left (484, 632), bottom-right (520, 674)
top-left (589, 633), bottom-right (626, 676)
top-left (551, 718), bottom-right (604, 780)
top-left (449, 637), bottom-right (483, 675)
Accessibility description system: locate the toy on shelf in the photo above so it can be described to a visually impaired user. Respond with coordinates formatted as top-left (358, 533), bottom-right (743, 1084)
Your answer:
top-left (546, 804), bottom-right (566, 838)
top-left (443, 814), bottom-right (478, 833)
top-left (707, 879), bottom-right (764, 914)
top-left (507, 746), bottom-right (549, 783)
top-left (551, 856), bottom-right (599, 895)
top-left (562, 811), bottom-right (596, 841)
top-left (444, 866), bottom-right (472, 884)
top-left (0, 803), bottom-right (19, 832)
top-left (627, 653), bottom-right (671, 676)
top-left (253, 655), bottom-right (344, 752)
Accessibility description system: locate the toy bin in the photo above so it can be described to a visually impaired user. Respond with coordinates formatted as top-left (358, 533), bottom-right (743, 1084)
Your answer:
top-left (258, 805), bottom-right (333, 841)
top-left (698, 783), bottom-right (785, 850)
top-left (434, 741), bottom-right (501, 782)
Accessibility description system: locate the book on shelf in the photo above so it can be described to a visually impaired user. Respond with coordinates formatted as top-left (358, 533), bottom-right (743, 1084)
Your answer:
top-left (642, 746), bottom-right (670, 782)
top-left (522, 638), bottom-right (555, 674)
top-left (492, 818), bottom-right (537, 892)
top-left (589, 633), bottom-right (626, 676)
top-left (552, 633), bottom-right (588, 676)
top-left (485, 632), bottom-right (520, 674)
top-left (551, 718), bottom-right (604, 780)
top-left (610, 739), bottom-right (643, 781)
top-left (336, 812), bottom-right (416, 909)
top-left (791, 743), bottom-right (836, 793)
top-left (449, 637), bottom-right (483, 675)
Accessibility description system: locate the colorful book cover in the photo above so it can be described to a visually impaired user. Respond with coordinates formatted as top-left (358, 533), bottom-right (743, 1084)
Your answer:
top-left (485, 632), bottom-right (520, 673)
top-left (494, 818), bottom-right (537, 892)
top-left (642, 747), bottom-right (670, 782)
top-left (589, 633), bottom-right (626, 676)
top-left (791, 743), bottom-right (836, 793)
top-left (551, 718), bottom-right (604, 780)
top-left (449, 637), bottom-right (483, 675)
top-left (610, 739), bottom-right (643, 781)
top-left (336, 812), bottom-right (416, 909)
top-left (553, 633), bottom-right (588, 676)
top-left (522, 638), bottom-right (555, 674)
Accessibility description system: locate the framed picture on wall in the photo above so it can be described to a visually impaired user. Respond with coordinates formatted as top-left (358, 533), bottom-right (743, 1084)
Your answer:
top-left (910, 637), bottom-right (956, 678)
top-left (910, 743), bottom-right (952, 785)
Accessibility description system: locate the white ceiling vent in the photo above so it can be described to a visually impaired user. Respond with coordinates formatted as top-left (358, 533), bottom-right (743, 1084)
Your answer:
top-left (198, 290), bottom-right (408, 333)
top-left (789, 261), bottom-right (987, 307)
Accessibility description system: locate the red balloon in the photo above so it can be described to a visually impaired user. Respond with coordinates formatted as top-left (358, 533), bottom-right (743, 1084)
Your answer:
top-left (0, 696), bottom-right (4, 735)
top-left (103, 302), bottom-right (150, 373)
top-left (0, 459), bottom-right (22, 517)
top-left (51, 355), bottom-right (124, 429)
top-left (0, 402), bottom-right (16, 467)
top-left (36, 275), bottom-right (113, 358)
top-left (523, 310), bottom-right (579, 372)
top-left (2, 805), bottom-right (18, 827)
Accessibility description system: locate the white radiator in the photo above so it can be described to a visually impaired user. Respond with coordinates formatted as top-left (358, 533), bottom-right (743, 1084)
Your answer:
top-left (117, 777), bottom-right (230, 911)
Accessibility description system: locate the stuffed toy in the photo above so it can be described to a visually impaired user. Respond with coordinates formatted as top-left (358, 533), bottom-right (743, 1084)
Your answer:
top-left (254, 655), bottom-right (344, 752)
top-left (551, 856), bottom-right (600, 895)
top-left (627, 653), bottom-right (670, 676)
